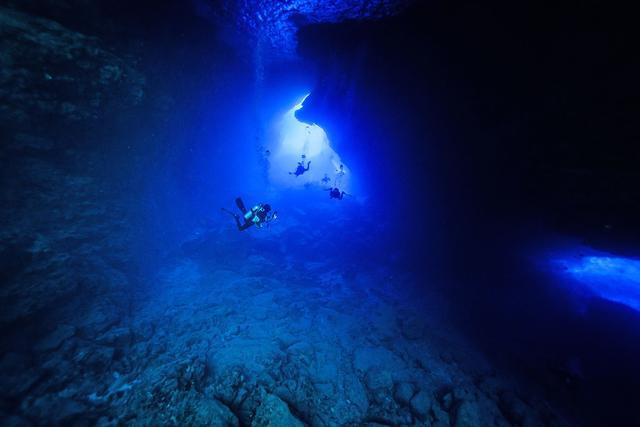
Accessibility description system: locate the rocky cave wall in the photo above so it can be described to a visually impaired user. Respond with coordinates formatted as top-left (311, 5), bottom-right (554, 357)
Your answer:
top-left (196, 0), bottom-right (412, 59)
top-left (0, 6), bottom-right (147, 336)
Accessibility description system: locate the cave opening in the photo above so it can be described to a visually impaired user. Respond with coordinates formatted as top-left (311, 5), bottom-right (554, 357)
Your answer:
top-left (1, 0), bottom-right (639, 426)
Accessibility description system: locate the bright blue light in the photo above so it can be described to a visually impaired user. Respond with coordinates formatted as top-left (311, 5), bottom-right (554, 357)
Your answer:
top-left (266, 93), bottom-right (350, 191)
top-left (554, 253), bottom-right (640, 311)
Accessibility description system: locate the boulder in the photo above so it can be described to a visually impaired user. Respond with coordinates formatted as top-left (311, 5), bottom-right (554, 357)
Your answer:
top-left (353, 346), bottom-right (405, 374)
top-left (345, 375), bottom-right (369, 415)
top-left (394, 382), bottom-right (415, 405)
top-left (251, 394), bottom-right (304, 427)
top-left (454, 400), bottom-right (481, 427)
top-left (431, 401), bottom-right (450, 427)
top-left (364, 368), bottom-right (393, 390)
top-left (410, 390), bottom-right (432, 418)
top-left (192, 398), bottom-right (239, 426)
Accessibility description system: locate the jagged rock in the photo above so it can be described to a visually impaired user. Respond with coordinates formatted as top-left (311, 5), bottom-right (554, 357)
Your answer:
top-left (191, 398), bottom-right (239, 426)
top-left (365, 368), bottom-right (393, 390)
top-left (430, 401), bottom-right (450, 427)
top-left (345, 374), bottom-right (369, 415)
top-left (441, 391), bottom-right (454, 410)
top-left (454, 400), bottom-right (481, 427)
top-left (0, 6), bottom-right (144, 127)
top-left (75, 343), bottom-right (114, 371)
top-left (38, 356), bottom-right (75, 391)
top-left (34, 324), bottom-right (76, 352)
top-left (239, 386), bottom-right (268, 425)
top-left (453, 385), bottom-right (474, 401)
top-left (177, 357), bottom-right (208, 392)
top-left (353, 346), bottom-right (405, 374)
top-left (201, 0), bottom-right (412, 58)
top-left (96, 327), bottom-right (131, 347)
top-left (410, 390), bottom-right (432, 419)
top-left (394, 382), bottom-right (415, 405)
top-left (74, 305), bottom-right (121, 336)
top-left (207, 367), bottom-right (247, 405)
top-left (251, 393), bottom-right (304, 427)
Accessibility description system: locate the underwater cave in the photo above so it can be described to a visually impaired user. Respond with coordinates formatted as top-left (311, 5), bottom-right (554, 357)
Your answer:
top-left (1, 0), bottom-right (639, 426)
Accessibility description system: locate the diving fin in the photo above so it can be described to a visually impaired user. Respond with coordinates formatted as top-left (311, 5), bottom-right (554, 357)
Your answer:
top-left (235, 197), bottom-right (247, 214)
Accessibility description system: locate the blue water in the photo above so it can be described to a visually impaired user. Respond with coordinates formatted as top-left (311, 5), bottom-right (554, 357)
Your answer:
top-left (2, 3), bottom-right (639, 426)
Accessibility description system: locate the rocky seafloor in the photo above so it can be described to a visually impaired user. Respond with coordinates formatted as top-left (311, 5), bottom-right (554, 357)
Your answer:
top-left (1, 223), bottom-right (570, 426)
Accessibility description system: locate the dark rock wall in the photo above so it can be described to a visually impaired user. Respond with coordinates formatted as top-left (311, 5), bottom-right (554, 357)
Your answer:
top-left (0, 6), bottom-right (147, 339)
top-left (0, 7), bottom-right (144, 128)
top-left (195, 0), bottom-right (412, 59)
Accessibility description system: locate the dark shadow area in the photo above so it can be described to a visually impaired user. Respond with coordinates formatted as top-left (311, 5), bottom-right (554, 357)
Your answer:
top-left (296, 1), bottom-right (640, 424)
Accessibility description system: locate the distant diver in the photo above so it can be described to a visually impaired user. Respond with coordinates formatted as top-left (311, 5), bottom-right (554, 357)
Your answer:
top-left (290, 160), bottom-right (311, 177)
top-left (334, 164), bottom-right (346, 185)
top-left (321, 173), bottom-right (331, 184)
top-left (222, 197), bottom-right (277, 231)
top-left (327, 187), bottom-right (347, 200)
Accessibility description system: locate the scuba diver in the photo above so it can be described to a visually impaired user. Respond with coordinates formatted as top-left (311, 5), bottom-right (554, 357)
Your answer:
top-left (222, 197), bottom-right (277, 231)
top-left (290, 155), bottom-right (311, 177)
top-left (321, 173), bottom-right (331, 184)
top-left (327, 187), bottom-right (347, 200)
top-left (290, 160), bottom-right (311, 176)
top-left (333, 164), bottom-right (346, 186)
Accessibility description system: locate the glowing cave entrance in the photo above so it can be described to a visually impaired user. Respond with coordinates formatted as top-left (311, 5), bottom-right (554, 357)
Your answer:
top-left (553, 251), bottom-right (640, 312)
top-left (267, 94), bottom-right (350, 191)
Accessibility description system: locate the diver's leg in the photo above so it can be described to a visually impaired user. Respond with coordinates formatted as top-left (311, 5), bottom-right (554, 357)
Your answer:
top-left (237, 220), bottom-right (252, 231)
top-left (235, 197), bottom-right (247, 214)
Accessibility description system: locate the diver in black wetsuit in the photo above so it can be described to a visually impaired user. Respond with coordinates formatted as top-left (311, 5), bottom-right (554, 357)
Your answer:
top-left (222, 197), bottom-right (277, 231)
top-left (290, 160), bottom-right (311, 176)
top-left (327, 187), bottom-right (347, 200)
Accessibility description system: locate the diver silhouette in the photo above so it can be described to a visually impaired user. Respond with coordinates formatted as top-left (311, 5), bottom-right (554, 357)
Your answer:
top-left (290, 160), bottom-right (311, 177)
top-left (321, 174), bottom-right (331, 184)
top-left (222, 197), bottom-right (277, 231)
top-left (326, 187), bottom-right (347, 200)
